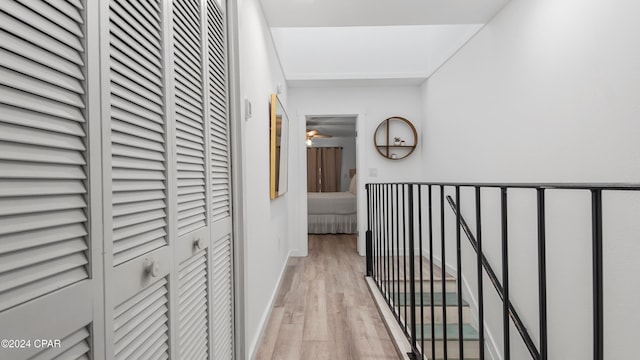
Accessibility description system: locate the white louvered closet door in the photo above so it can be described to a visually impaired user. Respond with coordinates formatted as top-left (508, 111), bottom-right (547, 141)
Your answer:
top-left (207, 1), bottom-right (235, 358)
top-left (0, 1), bottom-right (96, 359)
top-left (107, 0), bottom-right (172, 359)
top-left (171, 0), bottom-right (214, 359)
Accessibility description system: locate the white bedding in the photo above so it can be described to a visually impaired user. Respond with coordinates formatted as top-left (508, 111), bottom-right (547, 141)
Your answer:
top-left (307, 192), bottom-right (357, 215)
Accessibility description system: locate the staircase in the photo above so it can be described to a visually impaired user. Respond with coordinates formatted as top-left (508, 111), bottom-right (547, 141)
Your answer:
top-left (380, 256), bottom-right (481, 360)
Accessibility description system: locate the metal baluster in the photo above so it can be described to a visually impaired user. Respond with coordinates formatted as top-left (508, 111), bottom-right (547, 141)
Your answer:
top-left (408, 185), bottom-right (418, 358)
top-left (387, 184), bottom-right (392, 304)
top-left (440, 185), bottom-right (448, 360)
top-left (396, 184), bottom-right (401, 323)
top-left (428, 185), bottom-right (436, 360)
top-left (418, 185), bottom-right (425, 358)
top-left (476, 187), bottom-right (485, 360)
top-left (591, 189), bottom-right (604, 360)
top-left (455, 186), bottom-right (464, 360)
top-left (501, 187), bottom-right (510, 360)
top-left (403, 184), bottom-right (408, 333)
top-left (537, 189), bottom-right (548, 360)
top-left (366, 185), bottom-right (373, 277)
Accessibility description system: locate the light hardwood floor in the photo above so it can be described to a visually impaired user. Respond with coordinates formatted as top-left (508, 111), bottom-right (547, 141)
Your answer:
top-left (255, 234), bottom-right (400, 360)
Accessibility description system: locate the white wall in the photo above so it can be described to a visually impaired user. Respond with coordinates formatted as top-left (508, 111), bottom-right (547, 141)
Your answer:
top-left (288, 85), bottom-right (424, 256)
top-left (308, 136), bottom-right (356, 192)
top-left (421, 0), bottom-right (640, 359)
top-left (236, 0), bottom-right (293, 357)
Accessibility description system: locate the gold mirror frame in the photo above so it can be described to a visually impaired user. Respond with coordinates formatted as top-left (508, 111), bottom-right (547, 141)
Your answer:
top-left (270, 94), bottom-right (289, 199)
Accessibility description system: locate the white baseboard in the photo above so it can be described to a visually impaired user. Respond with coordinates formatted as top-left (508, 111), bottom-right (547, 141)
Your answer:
top-left (248, 250), bottom-right (291, 360)
top-left (289, 249), bottom-right (307, 257)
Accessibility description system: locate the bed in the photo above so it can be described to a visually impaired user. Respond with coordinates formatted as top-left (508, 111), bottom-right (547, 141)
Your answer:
top-left (307, 175), bottom-right (357, 234)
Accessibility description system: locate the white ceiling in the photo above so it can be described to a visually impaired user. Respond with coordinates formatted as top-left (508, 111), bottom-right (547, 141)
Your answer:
top-left (271, 25), bottom-right (484, 83)
top-left (261, 0), bottom-right (510, 86)
top-left (260, 0), bottom-right (510, 27)
top-left (307, 116), bottom-right (356, 137)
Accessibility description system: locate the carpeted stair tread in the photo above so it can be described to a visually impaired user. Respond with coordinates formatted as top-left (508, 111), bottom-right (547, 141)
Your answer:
top-left (417, 324), bottom-right (480, 341)
top-left (391, 292), bottom-right (469, 307)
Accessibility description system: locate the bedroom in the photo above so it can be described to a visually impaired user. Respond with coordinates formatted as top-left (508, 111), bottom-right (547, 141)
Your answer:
top-left (305, 116), bottom-right (358, 235)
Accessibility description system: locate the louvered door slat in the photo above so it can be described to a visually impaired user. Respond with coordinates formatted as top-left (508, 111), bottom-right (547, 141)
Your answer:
top-left (0, 142), bottom-right (85, 165)
top-left (110, 0), bottom-right (166, 266)
top-left (0, 2), bottom-right (84, 51)
top-left (0, 31), bottom-right (83, 80)
top-left (0, 122), bottom-right (85, 150)
top-left (110, 44), bottom-right (161, 85)
top-left (111, 0), bottom-right (159, 38)
top-left (0, 86), bottom-right (84, 122)
top-left (0, 104), bottom-right (84, 136)
top-left (0, 0), bottom-right (89, 316)
top-left (113, 179), bottom-right (165, 192)
top-left (43, 0), bottom-right (84, 22)
top-left (0, 49), bottom-right (83, 93)
top-left (109, 4), bottom-right (160, 57)
top-left (16, 0), bottom-right (84, 38)
top-left (0, 179), bottom-right (85, 198)
top-left (110, 57), bottom-right (162, 96)
top-left (114, 278), bottom-right (169, 360)
top-left (29, 326), bottom-right (90, 360)
top-left (0, 12), bottom-right (83, 65)
top-left (178, 252), bottom-right (208, 360)
top-left (111, 71), bottom-right (163, 106)
top-left (173, 0), bottom-right (206, 237)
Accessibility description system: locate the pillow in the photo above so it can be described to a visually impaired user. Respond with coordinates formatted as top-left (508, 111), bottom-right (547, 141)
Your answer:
top-left (348, 174), bottom-right (357, 195)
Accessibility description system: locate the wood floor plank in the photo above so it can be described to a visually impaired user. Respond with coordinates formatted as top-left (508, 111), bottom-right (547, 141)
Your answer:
top-left (255, 234), bottom-right (400, 360)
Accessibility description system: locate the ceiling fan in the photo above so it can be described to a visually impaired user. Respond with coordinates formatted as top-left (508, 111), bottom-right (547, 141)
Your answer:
top-left (306, 129), bottom-right (332, 146)
top-left (306, 129), bottom-right (332, 139)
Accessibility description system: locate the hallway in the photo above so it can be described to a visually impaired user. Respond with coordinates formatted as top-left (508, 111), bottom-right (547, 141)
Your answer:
top-left (255, 235), bottom-right (399, 359)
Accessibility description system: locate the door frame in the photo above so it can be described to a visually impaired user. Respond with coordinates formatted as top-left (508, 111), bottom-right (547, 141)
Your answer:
top-left (295, 108), bottom-right (367, 257)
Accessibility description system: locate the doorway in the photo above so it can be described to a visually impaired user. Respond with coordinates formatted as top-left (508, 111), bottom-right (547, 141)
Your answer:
top-left (304, 115), bottom-right (358, 249)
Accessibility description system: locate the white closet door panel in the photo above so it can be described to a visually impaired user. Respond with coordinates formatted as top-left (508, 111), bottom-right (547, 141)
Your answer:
top-left (110, 0), bottom-right (166, 266)
top-left (207, 0), bottom-right (230, 224)
top-left (173, 0), bottom-right (206, 237)
top-left (0, 0), bottom-right (90, 326)
top-left (178, 251), bottom-right (209, 360)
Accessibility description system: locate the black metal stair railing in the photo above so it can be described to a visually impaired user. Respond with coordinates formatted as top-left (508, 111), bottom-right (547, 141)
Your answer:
top-left (365, 182), bottom-right (640, 360)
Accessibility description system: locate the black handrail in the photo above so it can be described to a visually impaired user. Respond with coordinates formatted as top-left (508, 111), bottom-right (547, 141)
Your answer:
top-left (365, 182), bottom-right (630, 360)
top-left (446, 195), bottom-right (540, 360)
